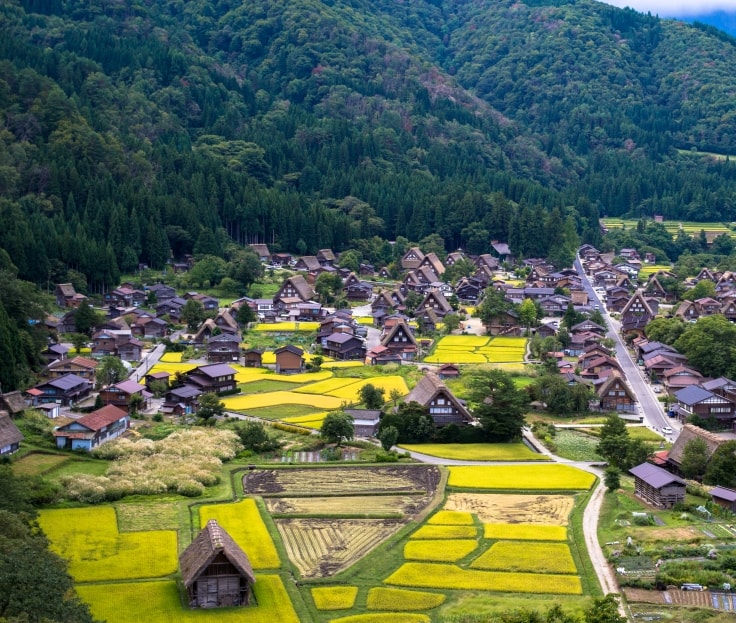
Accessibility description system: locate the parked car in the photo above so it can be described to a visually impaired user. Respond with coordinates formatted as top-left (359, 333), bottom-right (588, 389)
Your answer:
top-left (662, 426), bottom-right (673, 435)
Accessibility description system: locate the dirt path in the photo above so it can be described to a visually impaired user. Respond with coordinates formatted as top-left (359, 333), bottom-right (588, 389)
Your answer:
top-left (583, 479), bottom-right (620, 596)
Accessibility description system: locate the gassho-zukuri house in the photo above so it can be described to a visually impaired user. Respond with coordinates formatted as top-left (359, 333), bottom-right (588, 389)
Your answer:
top-left (179, 519), bottom-right (256, 608)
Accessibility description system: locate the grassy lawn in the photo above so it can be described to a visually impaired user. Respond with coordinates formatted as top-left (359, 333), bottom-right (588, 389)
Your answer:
top-left (399, 443), bottom-right (550, 461)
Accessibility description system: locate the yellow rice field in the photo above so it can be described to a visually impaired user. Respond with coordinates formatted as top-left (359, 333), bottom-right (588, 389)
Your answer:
top-left (311, 586), bottom-right (359, 610)
top-left (253, 321), bottom-right (321, 331)
top-left (263, 370), bottom-right (334, 384)
top-left (404, 539), bottom-right (477, 562)
top-left (146, 362), bottom-right (197, 376)
top-left (399, 443), bottom-right (548, 462)
top-left (410, 525), bottom-right (478, 540)
top-left (425, 336), bottom-right (527, 365)
top-left (281, 412), bottom-right (328, 429)
top-left (158, 352), bottom-right (183, 363)
top-left (77, 576), bottom-right (299, 623)
top-left (38, 507), bottom-right (177, 582)
top-left (448, 465), bottom-right (596, 490)
top-left (470, 541), bottom-right (577, 574)
top-left (329, 615), bottom-right (430, 623)
top-left (366, 587), bottom-right (445, 611)
top-left (221, 391), bottom-right (343, 411)
top-left (199, 499), bottom-right (281, 569)
top-left (427, 510), bottom-right (474, 525)
top-left (483, 524), bottom-right (568, 541)
top-left (385, 562), bottom-right (582, 594)
top-left (328, 376), bottom-right (409, 400)
top-left (294, 377), bottom-right (363, 395)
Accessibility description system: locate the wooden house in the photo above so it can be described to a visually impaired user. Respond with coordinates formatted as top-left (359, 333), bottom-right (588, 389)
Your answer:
top-left (402, 372), bottom-right (473, 427)
top-left (0, 391), bottom-right (27, 417)
top-left (274, 345), bottom-right (305, 374)
top-left (32, 374), bottom-right (91, 406)
top-left (180, 519), bottom-right (256, 608)
top-left (98, 380), bottom-right (151, 413)
top-left (249, 243), bottom-right (271, 262)
top-left (438, 364), bottom-right (461, 379)
top-left (596, 374), bottom-right (637, 413)
top-left (418, 291), bottom-right (453, 318)
top-left (294, 255), bottom-right (321, 272)
top-left (53, 405), bottom-right (129, 451)
top-left (316, 248), bottom-right (336, 266)
top-left (710, 486), bottom-right (736, 513)
top-left (207, 333), bottom-right (242, 363)
top-left (186, 364), bottom-right (237, 393)
top-left (401, 247), bottom-right (425, 271)
top-left (162, 385), bottom-right (201, 416)
top-left (380, 319), bottom-right (419, 360)
top-left (273, 275), bottom-right (315, 309)
top-left (620, 291), bottom-right (655, 337)
top-left (324, 333), bottom-right (365, 360)
top-left (345, 409), bottom-right (381, 437)
top-left (667, 424), bottom-right (724, 475)
top-left (147, 283), bottom-right (177, 303)
top-left (242, 349), bottom-right (263, 368)
top-left (0, 412), bottom-right (23, 455)
top-left (145, 371), bottom-right (171, 391)
top-left (629, 462), bottom-right (686, 509)
top-left (672, 386), bottom-right (736, 429)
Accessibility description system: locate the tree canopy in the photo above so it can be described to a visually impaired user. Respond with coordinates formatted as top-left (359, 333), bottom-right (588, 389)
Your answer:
top-left (466, 369), bottom-right (529, 441)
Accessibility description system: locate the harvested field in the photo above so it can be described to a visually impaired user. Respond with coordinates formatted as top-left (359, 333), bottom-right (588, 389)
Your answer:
top-left (276, 518), bottom-right (404, 578)
top-left (623, 588), bottom-right (668, 604)
top-left (243, 466), bottom-right (441, 497)
top-left (470, 541), bottom-right (577, 574)
top-left (11, 452), bottom-right (69, 476)
top-left (445, 493), bottom-right (575, 525)
top-left (366, 587), bottom-right (445, 611)
top-left (265, 494), bottom-right (429, 518)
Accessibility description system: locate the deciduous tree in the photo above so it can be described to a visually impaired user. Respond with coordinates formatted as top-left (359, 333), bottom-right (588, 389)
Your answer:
top-left (320, 411), bottom-right (354, 446)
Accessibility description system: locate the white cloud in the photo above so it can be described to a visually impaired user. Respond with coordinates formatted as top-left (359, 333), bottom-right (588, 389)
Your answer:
top-left (601, 1), bottom-right (736, 17)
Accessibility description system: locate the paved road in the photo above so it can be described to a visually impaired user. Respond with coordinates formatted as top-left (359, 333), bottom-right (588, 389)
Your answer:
top-left (574, 256), bottom-right (679, 441)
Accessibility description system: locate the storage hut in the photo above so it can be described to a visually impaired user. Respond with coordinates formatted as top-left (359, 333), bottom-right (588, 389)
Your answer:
top-left (629, 462), bottom-right (686, 509)
top-left (180, 520), bottom-right (256, 608)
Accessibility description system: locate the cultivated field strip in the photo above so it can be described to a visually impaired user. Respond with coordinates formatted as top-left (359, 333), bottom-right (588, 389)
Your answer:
top-left (276, 518), bottom-right (404, 578)
top-left (445, 493), bottom-right (575, 525)
top-left (244, 465), bottom-right (441, 496)
top-left (265, 494), bottom-right (428, 517)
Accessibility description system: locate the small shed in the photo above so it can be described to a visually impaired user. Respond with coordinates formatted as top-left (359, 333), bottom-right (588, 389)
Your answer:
top-left (629, 462), bottom-right (686, 509)
top-left (242, 349), bottom-right (263, 368)
top-left (274, 345), bottom-right (305, 374)
top-left (344, 409), bottom-right (381, 437)
top-left (180, 520), bottom-right (256, 608)
top-left (710, 486), bottom-right (736, 513)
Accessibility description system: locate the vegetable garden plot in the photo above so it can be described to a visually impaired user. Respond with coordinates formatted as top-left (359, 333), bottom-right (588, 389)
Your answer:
top-left (277, 517), bottom-right (405, 578)
top-left (39, 507), bottom-right (177, 582)
top-left (445, 493), bottom-right (575, 525)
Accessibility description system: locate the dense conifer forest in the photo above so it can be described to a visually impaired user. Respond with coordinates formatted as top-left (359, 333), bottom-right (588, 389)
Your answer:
top-left (3, 0), bottom-right (736, 291)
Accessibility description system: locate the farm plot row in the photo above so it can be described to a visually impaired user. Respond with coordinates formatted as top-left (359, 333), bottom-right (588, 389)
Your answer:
top-left (277, 518), bottom-right (405, 578)
top-left (265, 494), bottom-right (428, 517)
top-left (243, 465), bottom-right (441, 497)
top-left (311, 585), bottom-right (445, 613)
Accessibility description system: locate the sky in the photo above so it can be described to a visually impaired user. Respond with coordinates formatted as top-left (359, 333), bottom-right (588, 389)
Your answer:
top-left (601, 1), bottom-right (736, 17)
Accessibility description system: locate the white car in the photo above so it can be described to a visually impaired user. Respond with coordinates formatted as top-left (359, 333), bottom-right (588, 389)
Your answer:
top-left (662, 426), bottom-right (673, 435)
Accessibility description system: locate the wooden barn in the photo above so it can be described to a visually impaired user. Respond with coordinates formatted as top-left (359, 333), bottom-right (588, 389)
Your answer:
top-left (710, 486), bottom-right (736, 513)
top-left (0, 412), bottom-right (23, 455)
top-left (180, 520), bottom-right (256, 609)
top-left (629, 462), bottom-right (686, 509)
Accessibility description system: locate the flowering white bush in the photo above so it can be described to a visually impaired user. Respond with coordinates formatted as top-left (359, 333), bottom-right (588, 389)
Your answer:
top-left (66, 429), bottom-right (242, 501)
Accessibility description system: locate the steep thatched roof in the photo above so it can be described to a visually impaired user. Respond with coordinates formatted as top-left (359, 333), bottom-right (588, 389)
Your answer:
top-left (668, 423), bottom-right (724, 467)
top-left (403, 372), bottom-right (472, 423)
top-left (180, 520), bottom-right (256, 588)
top-left (0, 413), bottom-right (23, 447)
top-left (0, 391), bottom-right (26, 415)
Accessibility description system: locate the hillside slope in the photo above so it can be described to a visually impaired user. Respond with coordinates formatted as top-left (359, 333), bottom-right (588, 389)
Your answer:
top-left (2, 0), bottom-right (736, 287)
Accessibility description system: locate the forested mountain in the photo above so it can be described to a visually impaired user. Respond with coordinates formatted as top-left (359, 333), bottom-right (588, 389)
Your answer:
top-left (4, 0), bottom-right (736, 290)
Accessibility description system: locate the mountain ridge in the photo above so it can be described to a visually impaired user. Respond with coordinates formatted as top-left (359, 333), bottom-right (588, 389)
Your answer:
top-left (3, 0), bottom-right (736, 289)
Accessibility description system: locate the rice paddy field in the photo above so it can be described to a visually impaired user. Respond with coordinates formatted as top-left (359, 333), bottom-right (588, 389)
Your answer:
top-left (601, 217), bottom-right (736, 239)
top-left (424, 336), bottom-right (527, 365)
top-left (399, 443), bottom-right (549, 462)
top-left (448, 464), bottom-right (596, 490)
top-left (77, 576), bottom-right (300, 623)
